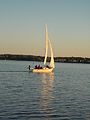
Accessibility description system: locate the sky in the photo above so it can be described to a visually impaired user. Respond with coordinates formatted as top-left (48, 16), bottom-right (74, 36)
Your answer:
top-left (0, 0), bottom-right (90, 57)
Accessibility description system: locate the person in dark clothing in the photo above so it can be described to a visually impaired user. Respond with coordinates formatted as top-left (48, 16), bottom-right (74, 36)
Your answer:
top-left (35, 65), bottom-right (37, 69)
top-left (29, 65), bottom-right (30, 70)
top-left (46, 65), bottom-right (50, 68)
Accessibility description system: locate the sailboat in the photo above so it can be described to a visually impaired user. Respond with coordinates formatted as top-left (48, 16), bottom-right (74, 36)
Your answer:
top-left (32, 24), bottom-right (55, 73)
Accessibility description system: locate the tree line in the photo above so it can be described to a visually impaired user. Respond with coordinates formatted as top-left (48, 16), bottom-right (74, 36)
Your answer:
top-left (0, 54), bottom-right (90, 64)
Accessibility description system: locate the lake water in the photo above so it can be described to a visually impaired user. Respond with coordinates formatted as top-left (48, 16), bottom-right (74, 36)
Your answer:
top-left (0, 60), bottom-right (90, 120)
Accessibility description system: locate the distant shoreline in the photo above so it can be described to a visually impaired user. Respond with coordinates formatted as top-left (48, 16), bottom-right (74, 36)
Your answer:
top-left (0, 54), bottom-right (90, 64)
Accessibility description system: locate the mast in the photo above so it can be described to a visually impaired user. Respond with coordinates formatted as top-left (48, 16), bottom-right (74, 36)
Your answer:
top-left (44, 24), bottom-right (48, 65)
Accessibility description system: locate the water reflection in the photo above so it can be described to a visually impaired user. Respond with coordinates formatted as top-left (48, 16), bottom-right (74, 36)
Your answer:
top-left (40, 73), bottom-right (55, 119)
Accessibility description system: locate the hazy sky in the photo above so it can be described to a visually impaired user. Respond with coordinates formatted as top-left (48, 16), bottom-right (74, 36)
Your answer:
top-left (0, 0), bottom-right (90, 57)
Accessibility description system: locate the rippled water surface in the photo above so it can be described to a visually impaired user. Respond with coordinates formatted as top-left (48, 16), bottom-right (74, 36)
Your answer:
top-left (0, 60), bottom-right (90, 120)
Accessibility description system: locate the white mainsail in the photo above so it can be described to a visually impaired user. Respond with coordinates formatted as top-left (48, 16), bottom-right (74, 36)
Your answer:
top-left (44, 24), bottom-right (55, 68)
top-left (44, 24), bottom-right (48, 65)
top-left (49, 39), bottom-right (55, 68)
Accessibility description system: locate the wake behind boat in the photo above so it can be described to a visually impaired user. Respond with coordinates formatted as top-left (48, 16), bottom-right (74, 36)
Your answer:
top-left (31, 24), bottom-right (55, 73)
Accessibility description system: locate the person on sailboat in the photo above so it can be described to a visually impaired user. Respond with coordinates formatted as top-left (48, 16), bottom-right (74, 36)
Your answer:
top-left (29, 65), bottom-right (30, 70)
top-left (35, 65), bottom-right (37, 69)
top-left (46, 65), bottom-right (50, 68)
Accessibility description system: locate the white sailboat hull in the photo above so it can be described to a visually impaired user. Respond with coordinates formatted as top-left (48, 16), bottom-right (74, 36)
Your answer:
top-left (32, 67), bottom-right (53, 73)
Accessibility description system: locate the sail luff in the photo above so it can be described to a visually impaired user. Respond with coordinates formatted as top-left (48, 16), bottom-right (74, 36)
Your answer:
top-left (44, 24), bottom-right (48, 65)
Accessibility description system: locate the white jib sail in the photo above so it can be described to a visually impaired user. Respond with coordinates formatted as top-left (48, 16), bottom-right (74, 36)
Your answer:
top-left (49, 39), bottom-right (55, 68)
top-left (44, 24), bottom-right (48, 65)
